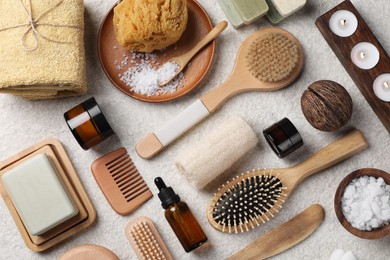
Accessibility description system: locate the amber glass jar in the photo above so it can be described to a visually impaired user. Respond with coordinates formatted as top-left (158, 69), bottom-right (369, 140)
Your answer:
top-left (64, 97), bottom-right (114, 150)
top-left (155, 177), bottom-right (208, 252)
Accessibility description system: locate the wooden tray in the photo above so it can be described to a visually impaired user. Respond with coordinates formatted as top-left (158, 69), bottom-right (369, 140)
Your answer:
top-left (98, 0), bottom-right (215, 102)
top-left (316, 0), bottom-right (390, 134)
top-left (0, 139), bottom-right (96, 252)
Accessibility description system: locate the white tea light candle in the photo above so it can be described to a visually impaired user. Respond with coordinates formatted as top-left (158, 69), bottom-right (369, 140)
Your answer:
top-left (373, 74), bottom-right (390, 102)
top-left (351, 42), bottom-right (380, 70)
top-left (329, 10), bottom-right (358, 37)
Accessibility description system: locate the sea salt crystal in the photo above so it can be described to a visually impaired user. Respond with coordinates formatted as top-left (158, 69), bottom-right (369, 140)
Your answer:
top-left (113, 49), bottom-right (184, 96)
top-left (341, 176), bottom-right (390, 231)
top-left (120, 61), bottom-right (182, 96)
top-left (157, 62), bottom-right (180, 83)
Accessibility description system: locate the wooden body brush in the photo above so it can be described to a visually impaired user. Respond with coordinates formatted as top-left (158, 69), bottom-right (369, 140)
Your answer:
top-left (136, 27), bottom-right (304, 159)
top-left (207, 129), bottom-right (368, 233)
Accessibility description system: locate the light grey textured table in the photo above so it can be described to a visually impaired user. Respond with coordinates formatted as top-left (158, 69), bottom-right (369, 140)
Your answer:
top-left (1, 0), bottom-right (390, 259)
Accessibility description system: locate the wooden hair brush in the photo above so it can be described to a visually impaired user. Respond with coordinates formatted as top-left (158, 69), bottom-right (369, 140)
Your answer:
top-left (136, 27), bottom-right (304, 159)
top-left (207, 129), bottom-right (368, 233)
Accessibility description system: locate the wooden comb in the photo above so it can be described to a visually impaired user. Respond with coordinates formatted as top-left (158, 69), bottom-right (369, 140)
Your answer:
top-left (125, 216), bottom-right (173, 260)
top-left (91, 147), bottom-right (152, 215)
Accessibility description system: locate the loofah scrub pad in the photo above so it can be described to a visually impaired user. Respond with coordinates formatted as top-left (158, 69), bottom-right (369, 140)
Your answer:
top-left (246, 32), bottom-right (299, 82)
top-left (113, 0), bottom-right (188, 52)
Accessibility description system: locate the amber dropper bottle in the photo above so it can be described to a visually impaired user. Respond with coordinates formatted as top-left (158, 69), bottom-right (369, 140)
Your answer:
top-left (154, 177), bottom-right (208, 252)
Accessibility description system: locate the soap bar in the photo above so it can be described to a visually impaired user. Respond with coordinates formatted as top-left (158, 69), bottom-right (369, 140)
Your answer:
top-left (233, 0), bottom-right (269, 24)
top-left (218, 0), bottom-right (245, 28)
top-left (2, 154), bottom-right (78, 236)
top-left (271, 0), bottom-right (306, 17)
top-left (266, 0), bottom-right (284, 24)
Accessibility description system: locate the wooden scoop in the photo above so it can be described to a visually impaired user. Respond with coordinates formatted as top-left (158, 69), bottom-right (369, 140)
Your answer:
top-left (159, 21), bottom-right (228, 86)
top-left (228, 204), bottom-right (325, 260)
top-left (136, 27), bottom-right (304, 159)
top-left (334, 168), bottom-right (390, 239)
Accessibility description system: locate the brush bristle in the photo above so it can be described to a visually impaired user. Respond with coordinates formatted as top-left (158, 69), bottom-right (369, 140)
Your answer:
top-left (211, 170), bottom-right (287, 233)
top-left (129, 221), bottom-right (167, 259)
top-left (246, 32), bottom-right (299, 82)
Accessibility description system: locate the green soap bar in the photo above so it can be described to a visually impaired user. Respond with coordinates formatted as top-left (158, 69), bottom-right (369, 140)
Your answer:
top-left (218, 0), bottom-right (245, 29)
top-left (233, 0), bottom-right (269, 24)
top-left (266, 0), bottom-right (284, 24)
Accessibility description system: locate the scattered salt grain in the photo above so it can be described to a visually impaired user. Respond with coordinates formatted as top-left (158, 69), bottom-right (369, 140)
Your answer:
top-left (120, 61), bottom-right (182, 96)
top-left (114, 50), bottom-right (184, 96)
top-left (341, 176), bottom-right (390, 231)
top-left (157, 61), bottom-right (180, 84)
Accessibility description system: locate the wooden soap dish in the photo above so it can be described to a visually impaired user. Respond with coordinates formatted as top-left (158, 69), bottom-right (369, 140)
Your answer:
top-left (334, 168), bottom-right (390, 239)
top-left (0, 139), bottom-right (96, 252)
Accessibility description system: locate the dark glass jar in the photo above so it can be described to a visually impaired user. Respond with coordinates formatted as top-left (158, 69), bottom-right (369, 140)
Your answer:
top-left (263, 117), bottom-right (303, 158)
top-left (64, 97), bottom-right (114, 150)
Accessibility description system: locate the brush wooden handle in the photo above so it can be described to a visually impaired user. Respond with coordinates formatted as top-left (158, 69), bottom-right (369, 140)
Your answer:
top-left (228, 204), bottom-right (324, 260)
top-left (136, 28), bottom-right (304, 159)
top-left (136, 99), bottom-right (210, 159)
top-left (289, 129), bottom-right (368, 184)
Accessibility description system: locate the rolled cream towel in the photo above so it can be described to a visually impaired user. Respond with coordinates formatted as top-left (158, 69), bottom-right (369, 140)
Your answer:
top-left (0, 0), bottom-right (86, 100)
top-left (175, 116), bottom-right (258, 189)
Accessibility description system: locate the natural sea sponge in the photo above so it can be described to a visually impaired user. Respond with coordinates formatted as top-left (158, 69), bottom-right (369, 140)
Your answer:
top-left (113, 0), bottom-right (188, 52)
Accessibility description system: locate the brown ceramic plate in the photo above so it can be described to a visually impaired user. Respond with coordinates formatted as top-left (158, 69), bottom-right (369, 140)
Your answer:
top-left (98, 0), bottom-right (215, 102)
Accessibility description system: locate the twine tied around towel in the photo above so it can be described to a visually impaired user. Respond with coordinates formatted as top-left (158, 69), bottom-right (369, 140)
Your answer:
top-left (0, 0), bottom-right (83, 51)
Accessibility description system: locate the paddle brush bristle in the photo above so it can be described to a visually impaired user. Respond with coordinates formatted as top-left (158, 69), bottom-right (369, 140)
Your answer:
top-left (246, 32), bottom-right (299, 82)
top-left (208, 170), bottom-right (287, 233)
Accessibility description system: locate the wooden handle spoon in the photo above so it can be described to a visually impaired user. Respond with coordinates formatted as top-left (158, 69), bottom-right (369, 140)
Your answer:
top-left (159, 21), bottom-right (228, 86)
top-left (228, 204), bottom-right (325, 260)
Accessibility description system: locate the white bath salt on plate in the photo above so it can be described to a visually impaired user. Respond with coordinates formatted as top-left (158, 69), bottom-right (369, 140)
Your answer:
top-left (117, 51), bottom-right (184, 96)
top-left (120, 61), bottom-right (182, 96)
top-left (157, 61), bottom-right (180, 83)
top-left (341, 175), bottom-right (390, 231)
